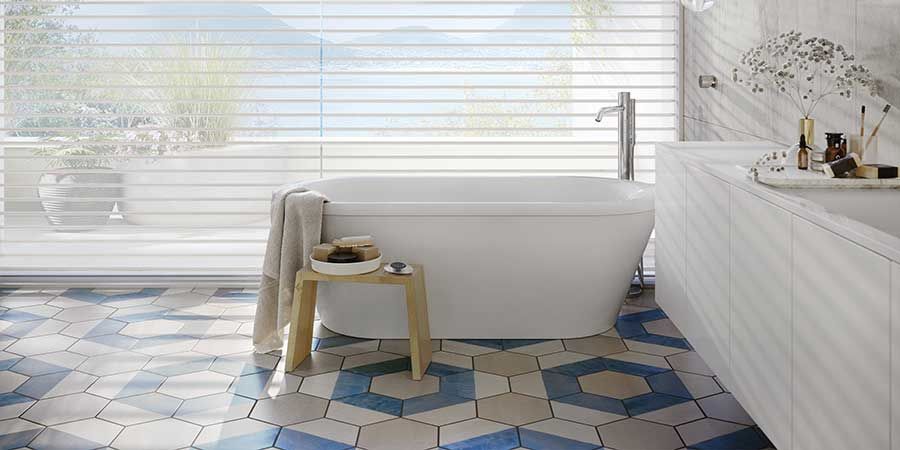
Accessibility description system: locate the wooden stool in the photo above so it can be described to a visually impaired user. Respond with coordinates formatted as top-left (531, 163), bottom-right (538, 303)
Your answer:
top-left (285, 264), bottom-right (432, 380)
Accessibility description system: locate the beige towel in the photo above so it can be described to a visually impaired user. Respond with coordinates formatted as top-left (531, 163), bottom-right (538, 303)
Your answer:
top-left (253, 184), bottom-right (327, 353)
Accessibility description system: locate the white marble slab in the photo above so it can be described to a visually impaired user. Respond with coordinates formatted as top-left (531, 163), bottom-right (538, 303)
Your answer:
top-left (749, 166), bottom-right (900, 188)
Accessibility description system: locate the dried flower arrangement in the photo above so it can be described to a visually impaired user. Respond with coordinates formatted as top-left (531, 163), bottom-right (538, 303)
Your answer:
top-left (733, 31), bottom-right (878, 119)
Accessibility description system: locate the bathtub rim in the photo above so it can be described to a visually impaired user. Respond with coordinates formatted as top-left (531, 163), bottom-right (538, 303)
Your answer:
top-left (302, 175), bottom-right (655, 217)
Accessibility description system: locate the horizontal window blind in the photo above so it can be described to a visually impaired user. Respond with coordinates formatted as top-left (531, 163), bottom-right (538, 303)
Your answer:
top-left (1, 0), bottom-right (677, 276)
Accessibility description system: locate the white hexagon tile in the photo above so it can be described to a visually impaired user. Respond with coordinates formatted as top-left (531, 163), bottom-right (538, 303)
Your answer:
top-left (0, 287), bottom-right (774, 449)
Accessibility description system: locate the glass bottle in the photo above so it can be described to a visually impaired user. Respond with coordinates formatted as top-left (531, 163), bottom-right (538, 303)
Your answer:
top-left (825, 132), bottom-right (846, 163)
top-left (797, 134), bottom-right (810, 170)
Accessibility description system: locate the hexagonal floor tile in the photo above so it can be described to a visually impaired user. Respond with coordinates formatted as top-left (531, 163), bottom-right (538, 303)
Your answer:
top-left (520, 418), bottom-right (603, 449)
top-left (277, 418), bottom-right (359, 450)
top-left (637, 400), bottom-right (705, 426)
top-left (175, 392), bottom-right (255, 425)
top-left (0, 371), bottom-right (29, 393)
top-left (86, 371), bottom-right (166, 399)
top-left (550, 392), bottom-right (628, 426)
top-left (697, 393), bottom-right (755, 425)
top-left (441, 339), bottom-right (500, 356)
top-left (158, 370), bottom-right (233, 399)
top-left (0, 393), bottom-right (35, 420)
top-left (230, 370), bottom-right (302, 400)
top-left (78, 351), bottom-right (151, 376)
top-left (6, 334), bottom-right (76, 356)
top-left (477, 393), bottom-right (552, 426)
top-left (371, 371), bottom-right (438, 400)
top-left (209, 352), bottom-right (279, 376)
top-left (22, 392), bottom-right (109, 426)
top-left (326, 399), bottom-right (397, 426)
top-left (193, 335), bottom-right (254, 356)
top-left (643, 318), bottom-right (684, 338)
top-left (439, 418), bottom-right (516, 449)
top-left (666, 351), bottom-right (714, 376)
top-left (143, 351), bottom-right (216, 377)
top-left (289, 351), bottom-right (343, 377)
top-left (0, 418), bottom-right (45, 449)
top-left (537, 351), bottom-right (594, 370)
top-left (111, 418), bottom-right (201, 450)
top-left (598, 418), bottom-right (684, 450)
top-left (473, 351), bottom-right (539, 377)
top-left (379, 339), bottom-right (440, 356)
top-left (153, 292), bottom-right (209, 309)
top-left (563, 335), bottom-right (627, 357)
top-left (677, 417), bottom-right (748, 447)
top-left (579, 371), bottom-right (651, 399)
top-left (250, 392), bottom-right (328, 426)
top-left (119, 319), bottom-right (184, 339)
top-left (98, 392), bottom-right (183, 426)
top-left (194, 418), bottom-right (280, 450)
top-left (53, 304), bottom-right (115, 323)
top-left (510, 370), bottom-right (580, 400)
top-left (441, 370), bottom-right (510, 400)
top-left (29, 417), bottom-right (122, 450)
top-left (299, 370), bottom-right (370, 400)
top-left (358, 418), bottom-right (437, 450)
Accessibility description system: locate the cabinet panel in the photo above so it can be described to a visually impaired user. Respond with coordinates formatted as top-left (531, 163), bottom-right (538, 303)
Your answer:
top-left (893, 262), bottom-right (899, 450)
top-left (655, 150), bottom-right (689, 323)
top-left (685, 166), bottom-right (732, 386)
top-left (730, 187), bottom-right (791, 450)
top-left (792, 217), bottom-right (890, 450)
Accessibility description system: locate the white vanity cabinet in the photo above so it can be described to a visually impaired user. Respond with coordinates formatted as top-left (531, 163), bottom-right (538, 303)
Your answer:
top-left (792, 217), bottom-right (890, 450)
top-left (685, 166), bottom-right (733, 387)
top-left (729, 187), bottom-right (792, 450)
top-left (656, 143), bottom-right (897, 450)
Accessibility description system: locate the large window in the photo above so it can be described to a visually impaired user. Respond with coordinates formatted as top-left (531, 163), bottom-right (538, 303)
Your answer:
top-left (1, 0), bottom-right (679, 277)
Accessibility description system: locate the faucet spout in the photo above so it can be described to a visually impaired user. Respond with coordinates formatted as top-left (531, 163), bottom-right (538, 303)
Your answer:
top-left (595, 105), bottom-right (625, 123)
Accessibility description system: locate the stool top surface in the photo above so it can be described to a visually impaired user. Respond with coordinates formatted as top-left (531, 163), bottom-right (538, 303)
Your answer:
top-left (297, 264), bottom-right (422, 285)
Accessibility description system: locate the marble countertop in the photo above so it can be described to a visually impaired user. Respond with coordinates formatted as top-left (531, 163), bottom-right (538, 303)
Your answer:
top-left (658, 142), bottom-right (900, 263)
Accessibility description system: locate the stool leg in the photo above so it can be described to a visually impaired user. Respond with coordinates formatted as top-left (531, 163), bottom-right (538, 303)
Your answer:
top-left (286, 279), bottom-right (318, 372)
top-left (405, 270), bottom-right (432, 380)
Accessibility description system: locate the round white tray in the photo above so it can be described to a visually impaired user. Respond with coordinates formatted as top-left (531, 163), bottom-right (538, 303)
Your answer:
top-left (310, 255), bottom-right (382, 276)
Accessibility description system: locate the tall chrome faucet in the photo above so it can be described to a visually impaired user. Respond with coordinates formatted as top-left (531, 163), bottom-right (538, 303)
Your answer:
top-left (596, 92), bottom-right (644, 296)
top-left (595, 91), bottom-right (636, 181)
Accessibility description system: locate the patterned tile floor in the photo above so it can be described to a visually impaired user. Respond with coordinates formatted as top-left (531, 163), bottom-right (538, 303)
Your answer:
top-left (0, 287), bottom-right (774, 450)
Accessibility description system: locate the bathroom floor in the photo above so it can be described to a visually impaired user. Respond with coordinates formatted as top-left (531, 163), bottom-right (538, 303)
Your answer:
top-left (0, 287), bottom-right (773, 450)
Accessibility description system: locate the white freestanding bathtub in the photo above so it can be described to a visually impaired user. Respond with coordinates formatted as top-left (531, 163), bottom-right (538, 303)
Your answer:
top-left (301, 176), bottom-right (655, 339)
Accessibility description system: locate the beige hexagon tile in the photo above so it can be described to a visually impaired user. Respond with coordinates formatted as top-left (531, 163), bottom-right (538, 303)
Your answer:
top-left (439, 418), bottom-right (512, 447)
top-left (676, 371), bottom-right (722, 399)
top-left (78, 351), bottom-right (151, 376)
top-left (327, 400), bottom-right (397, 426)
top-left (676, 418), bottom-right (748, 447)
top-left (667, 351), bottom-right (714, 376)
top-left (579, 371), bottom-right (651, 399)
top-left (158, 370), bottom-right (233, 399)
top-left (289, 351), bottom-right (343, 376)
top-left (251, 392), bottom-right (328, 426)
top-left (430, 351), bottom-right (472, 370)
top-left (441, 340), bottom-right (499, 357)
top-left (379, 339), bottom-right (440, 356)
top-left (698, 393), bottom-right (755, 425)
top-left (342, 351), bottom-right (404, 370)
top-left (476, 393), bottom-right (551, 426)
top-left (537, 351), bottom-right (593, 370)
top-left (153, 292), bottom-right (209, 309)
top-left (318, 339), bottom-right (380, 357)
top-left (194, 334), bottom-right (254, 356)
top-left (637, 401), bottom-right (705, 426)
top-left (119, 319), bottom-right (184, 339)
top-left (601, 327), bottom-right (621, 338)
top-left (22, 392), bottom-right (109, 426)
top-left (6, 334), bottom-right (76, 356)
top-left (53, 304), bottom-right (115, 323)
top-left (521, 418), bottom-right (602, 448)
top-left (469, 371), bottom-right (511, 399)
top-left (111, 418), bottom-right (201, 450)
top-left (505, 340), bottom-right (565, 356)
top-left (563, 335), bottom-right (627, 357)
top-left (598, 418), bottom-right (684, 450)
top-left (371, 371), bottom-right (439, 399)
top-left (550, 398), bottom-right (627, 426)
top-left (643, 318), bottom-right (684, 338)
top-left (358, 418), bottom-right (437, 450)
top-left (624, 339), bottom-right (687, 357)
top-left (606, 351), bottom-right (672, 369)
top-left (405, 400), bottom-right (476, 426)
top-left (473, 351), bottom-right (538, 377)
top-left (284, 418), bottom-right (359, 447)
top-left (509, 371), bottom-right (548, 399)
top-left (0, 371), bottom-right (28, 393)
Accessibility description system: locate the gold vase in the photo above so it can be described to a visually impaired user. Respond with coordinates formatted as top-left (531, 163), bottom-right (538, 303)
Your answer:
top-left (799, 118), bottom-right (815, 145)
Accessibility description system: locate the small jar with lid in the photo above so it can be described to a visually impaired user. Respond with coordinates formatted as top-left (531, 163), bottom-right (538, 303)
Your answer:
top-left (825, 132), bottom-right (847, 163)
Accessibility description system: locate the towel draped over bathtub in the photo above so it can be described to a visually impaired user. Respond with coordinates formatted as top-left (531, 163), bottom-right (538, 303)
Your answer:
top-left (253, 183), bottom-right (328, 354)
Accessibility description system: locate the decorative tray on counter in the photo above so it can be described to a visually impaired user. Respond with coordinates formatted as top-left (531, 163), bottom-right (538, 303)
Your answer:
top-left (745, 166), bottom-right (900, 189)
